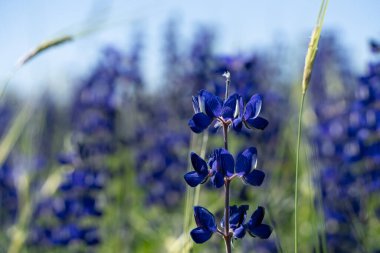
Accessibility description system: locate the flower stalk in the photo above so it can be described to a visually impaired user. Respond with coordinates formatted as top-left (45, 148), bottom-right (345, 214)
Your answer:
top-left (184, 72), bottom-right (272, 252)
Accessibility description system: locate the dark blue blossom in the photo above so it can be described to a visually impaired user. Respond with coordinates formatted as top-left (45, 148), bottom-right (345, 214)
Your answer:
top-left (233, 94), bottom-right (269, 132)
top-left (235, 147), bottom-right (265, 186)
top-left (245, 206), bottom-right (272, 239)
top-left (208, 148), bottom-right (235, 188)
top-left (221, 205), bottom-right (249, 239)
top-left (184, 147), bottom-right (265, 189)
top-left (184, 152), bottom-right (210, 187)
top-left (190, 205), bottom-right (272, 244)
top-left (191, 206), bottom-right (217, 244)
top-left (188, 90), bottom-right (240, 133)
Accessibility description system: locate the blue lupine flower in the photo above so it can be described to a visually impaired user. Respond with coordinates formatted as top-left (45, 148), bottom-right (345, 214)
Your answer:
top-left (233, 94), bottom-right (269, 132)
top-left (29, 46), bottom-right (131, 248)
top-left (191, 206), bottom-right (217, 244)
top-left (236, 147), bottom-right (265, 186)
top-left (245, 206), bottom-right (272, 239)
top-left (190, 205), bottom-right (272, 244)
top-left (308, 37), bottom-right (380, 252)
top-left (221, 205), bottom-right (249, 239)
top-left (184, 152), bottom-right (210, 187)
top-left (184, 147), bottom-right (266, 189)
top-left (188, 90), bottom-right (240, 133)
top-left (208, 148), bottom-right (235, 188)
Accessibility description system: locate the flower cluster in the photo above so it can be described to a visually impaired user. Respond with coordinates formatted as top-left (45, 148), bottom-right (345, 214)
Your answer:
top-left (184, 85), bottom-right (272, 250)
top-left (184, 147), bottom-right (264, 189)
top-left (190, 205), bottom-right (272, 244)
top-left (188, 90), bottom-right (268, 134)
top-left (310, 40), bottom-right (380, 252)
top-left (29, 48), bottom-right (127, 247)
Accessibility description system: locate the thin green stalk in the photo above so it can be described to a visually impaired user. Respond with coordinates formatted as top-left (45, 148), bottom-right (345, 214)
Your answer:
top-left (294, 93), bottom-right (305, 253)
top-left (295, 1), bottom-right (329, 252)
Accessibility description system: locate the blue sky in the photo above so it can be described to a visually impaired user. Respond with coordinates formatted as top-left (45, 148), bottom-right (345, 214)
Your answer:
top-left (1, 0), bottom-right (379, 99)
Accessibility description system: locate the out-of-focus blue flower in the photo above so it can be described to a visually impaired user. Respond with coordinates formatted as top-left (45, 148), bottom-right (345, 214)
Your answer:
top-left (29, 45), bottom-right (135, 248)
top-left (0, 160), bottom-right (18, 225)
top-left (191, 206), bottom-right (217, 244)
top-left (30, 224), bottom-right (100, 246)
top-left (310, 38), bottom-right (380, 252)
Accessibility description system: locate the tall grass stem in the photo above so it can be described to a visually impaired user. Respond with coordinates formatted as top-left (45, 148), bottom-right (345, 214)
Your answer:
top-left (294, 93), bottom-right (305, 253)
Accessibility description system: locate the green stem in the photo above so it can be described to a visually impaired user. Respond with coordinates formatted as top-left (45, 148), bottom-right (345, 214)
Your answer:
top-left (295, 93), bottom-right (305, 253)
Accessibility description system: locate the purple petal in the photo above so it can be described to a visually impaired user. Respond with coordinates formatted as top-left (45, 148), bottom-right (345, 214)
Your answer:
top-left (236, 147), bottom-right (257, 176)
top-left (243, 169), bottom-right (265, 186)
top-left (184, 171), bottom-right (208, 187)
top-left (190, 227), bottom-right (213, 244)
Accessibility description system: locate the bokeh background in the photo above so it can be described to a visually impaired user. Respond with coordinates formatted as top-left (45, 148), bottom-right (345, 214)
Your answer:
top-left (1, 1), bottom-right (380, 252)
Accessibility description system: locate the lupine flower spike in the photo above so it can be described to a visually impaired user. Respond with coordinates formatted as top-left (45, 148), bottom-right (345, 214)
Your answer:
top-left (185, 72), bottom-right (272, 253)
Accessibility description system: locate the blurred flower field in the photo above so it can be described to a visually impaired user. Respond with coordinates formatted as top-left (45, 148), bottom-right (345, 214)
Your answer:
top-left (1, 1), bottom-right (380, 253)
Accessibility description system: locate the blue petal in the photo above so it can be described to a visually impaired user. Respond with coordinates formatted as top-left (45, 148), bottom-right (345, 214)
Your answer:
top-left (200, 90), bottom-right (223, 118)
top-left (211, 171), bottom-right (225, 188)
top-left (236, 147), bottom-right (257, 176)
top-left (248, 224), bottom-right (272, 239)
top-left (192, 96), bottom-right (200, 113)
top-left (221, 93), bottom-right (239, 120)
top-left (237, 96), bottom-right (244, 118)
top-left (191, 152), bottom-right (209, 175)
top-left (193, 206), bottom-right (217, 231)
top-left (229, 205), bottom-right (249, 229)
top-left (190, 227), bottom-right (213, 244)
top-left (233, 118), bottom-right (243, 132)
top-left (243, 169), bottom-right (265, 186)
top-left (245, 117), bottom-right (269, 130)
top-left (220, 149), bottom-right (235, 177)
top-left (233, 225), bottom-right (246, 239)
top-left (243, 94), bottom-right (262, 120)
top-left (248, 206), bottom-right (265, 228)
top-left (188, 113), bottom-right (212, 133)
top-left (184, 171), bottom-right (208, 187)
